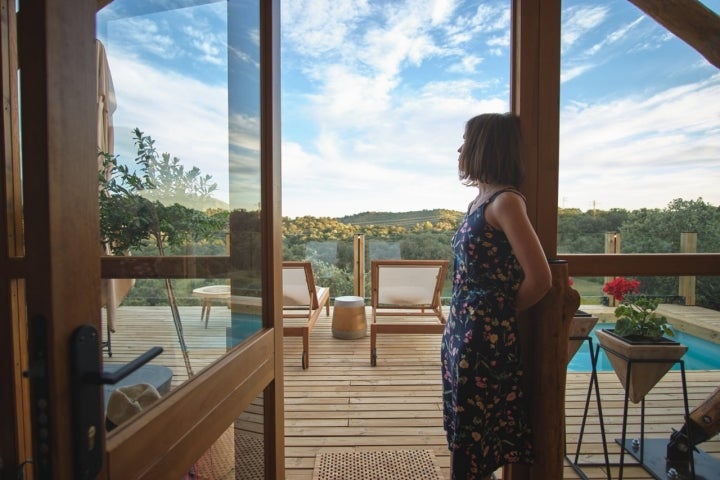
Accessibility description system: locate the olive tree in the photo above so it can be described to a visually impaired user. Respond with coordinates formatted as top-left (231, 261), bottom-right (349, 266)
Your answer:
top-left (99, 128), bottom-right (227, 376)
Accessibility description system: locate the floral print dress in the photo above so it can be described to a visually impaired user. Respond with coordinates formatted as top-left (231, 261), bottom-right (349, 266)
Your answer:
top-left (441, 189), bottom-right (533, 479)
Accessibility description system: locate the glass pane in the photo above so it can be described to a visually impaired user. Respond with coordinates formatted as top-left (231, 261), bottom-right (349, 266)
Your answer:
top-left (280, 1), bottom-right (513, 220)
top-left (558, 0), bottom-right (720, 253)
top-left (96, 0), bottom-right (262, 387)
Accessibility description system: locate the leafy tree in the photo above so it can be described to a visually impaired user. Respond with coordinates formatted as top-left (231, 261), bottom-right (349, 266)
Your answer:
top-left (557, 207), bottom-right (629, 253)
top-left (100, 129), bottom-right (226, 255)
top-left (400, 232), bottom-right (453, 262)
top-left (311, 260), bottom-right (354, 298)
top-left (621, 198), bottom-right (720, 308)
top-left (99, 128), bottom-right (226, 376)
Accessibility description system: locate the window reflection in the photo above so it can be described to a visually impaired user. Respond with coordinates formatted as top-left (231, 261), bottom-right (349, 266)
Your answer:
top-left (97, 0), bottom-right (263, 388)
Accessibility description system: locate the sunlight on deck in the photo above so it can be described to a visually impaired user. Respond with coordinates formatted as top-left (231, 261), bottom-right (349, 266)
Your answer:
top-left (104, 305), bottom-right (720, 479)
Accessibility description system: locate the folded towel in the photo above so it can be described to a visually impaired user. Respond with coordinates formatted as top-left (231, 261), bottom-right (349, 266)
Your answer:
top-left (106, 383), bottom-right (161, 431)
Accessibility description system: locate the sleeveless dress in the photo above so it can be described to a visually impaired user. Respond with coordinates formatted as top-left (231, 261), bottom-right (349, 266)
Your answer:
top-left (441, 189), bottom-right (534, 479)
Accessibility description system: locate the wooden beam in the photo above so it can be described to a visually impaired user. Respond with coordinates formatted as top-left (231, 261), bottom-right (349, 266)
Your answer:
top-left (558, 253), bottom-right (720, 276)
top-left (628, 0), bottom-right (720, 69)
top-left (507, 261), bottom-right (578, 480)
top-left (512, 0), bottom-right (562, 257)
top-left (19, 0), bottom-right (99, 476)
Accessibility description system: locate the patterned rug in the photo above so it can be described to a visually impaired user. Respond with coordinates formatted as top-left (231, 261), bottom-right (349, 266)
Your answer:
top-left (189, 429), bottom-right (264, 480)
top-left (313, 449), bottom-right (444, 480)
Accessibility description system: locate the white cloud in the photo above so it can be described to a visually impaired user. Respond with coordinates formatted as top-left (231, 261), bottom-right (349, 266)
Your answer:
top-left (559, 74), bottom-right (720, 210)
top-left (108, 53), bottom-right (230, 201)
top-left (101, 0), bottom-right (720, 220)
top-left (561, 64), bottom-right (595, 83)
top-left (584, 15), bottom-right (644, 56)
top-left (112, 17), bottom-right (178, 59)
top-left (281, 73), bottom-right (510, 217)
top-left (280, 0), bottom-right (371, 57)
top-left (431, 0), bottom-right (458, 26)
top-left (448, 54), bottom-right (482, 73)
top-left (561, 5), bottom-right (608, 53)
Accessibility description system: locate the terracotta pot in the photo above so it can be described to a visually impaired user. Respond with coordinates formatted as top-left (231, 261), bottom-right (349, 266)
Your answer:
top-left (567, 312), bottom-right (598, 364)
top-left (596, 329), bottom-right (687, 403)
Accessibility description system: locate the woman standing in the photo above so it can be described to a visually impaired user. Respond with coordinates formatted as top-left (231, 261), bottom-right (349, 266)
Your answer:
top-left (441, 113), bottom-right (552, 480)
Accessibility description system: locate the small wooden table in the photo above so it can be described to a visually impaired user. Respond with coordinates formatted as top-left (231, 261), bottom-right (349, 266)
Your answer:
top-left (332, 296), bottom-right (367, 339)
top-left (192, 285), bottom-right (231, 328)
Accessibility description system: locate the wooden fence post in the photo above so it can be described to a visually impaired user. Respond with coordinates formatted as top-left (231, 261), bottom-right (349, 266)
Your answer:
top-left (679, 232), bottom-right (697, 305)
top-left (504, 260), bottom-right (579, 480)
top-left (354, 234), bottom-right (365, 298)
top-left (603, 232), bottom-right (621, 306)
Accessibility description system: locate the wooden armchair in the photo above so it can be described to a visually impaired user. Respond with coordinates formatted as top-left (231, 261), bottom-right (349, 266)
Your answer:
top-left (283, 261), bottom-right (330, 369)
top-left (370, 259), bottom-right (449, 366)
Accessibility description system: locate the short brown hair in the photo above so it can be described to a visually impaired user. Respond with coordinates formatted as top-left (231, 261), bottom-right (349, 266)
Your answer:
top-left (458, 112), bottom-right (523, 187)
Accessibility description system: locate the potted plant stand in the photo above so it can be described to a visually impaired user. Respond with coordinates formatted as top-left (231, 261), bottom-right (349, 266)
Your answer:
top-left (566, 312), bottom-right (611, 480)
top-left (596, 329), bottom-right (687, 404)
top-left (568, 310), bottom-right (599, 362)
top-left (596, 329), bottom-right (695, 480)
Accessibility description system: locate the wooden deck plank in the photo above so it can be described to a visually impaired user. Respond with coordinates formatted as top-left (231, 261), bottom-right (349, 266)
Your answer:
top-left (657, 304), bottom-right (720, 344)
top-left (104, 305), bottom-right (720, 479)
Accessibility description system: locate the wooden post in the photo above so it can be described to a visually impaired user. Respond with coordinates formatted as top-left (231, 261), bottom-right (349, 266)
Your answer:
top-left (603, 232), bottom-right (621, 306)
top-left (504, 260), bottom-right (579, 479)
top-left (354, 234), bottom-right (365, 298)
top-left (679, 232), bottom-right (697, 305)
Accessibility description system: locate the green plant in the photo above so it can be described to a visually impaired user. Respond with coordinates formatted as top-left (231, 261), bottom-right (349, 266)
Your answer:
top-left (99, 128), bottom-right (227, 376)
top-left (603, 277), bottom-right (674, 339)
top-left (99, 128), bottom-right (225, 255)
top-left (613, 296), bottom-right (673, 339)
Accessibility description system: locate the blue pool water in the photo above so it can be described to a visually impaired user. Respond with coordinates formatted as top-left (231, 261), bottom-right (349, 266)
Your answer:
top-left (568, 323), bottom-right (720, 372)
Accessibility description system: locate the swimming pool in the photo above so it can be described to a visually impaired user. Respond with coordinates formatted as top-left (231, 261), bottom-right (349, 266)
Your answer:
top-left (567, 323), bottom-right (720, 372)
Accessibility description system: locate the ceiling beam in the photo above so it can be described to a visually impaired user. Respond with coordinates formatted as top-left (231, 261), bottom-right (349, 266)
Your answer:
top-left (628, 0), bottom-right (720, 69)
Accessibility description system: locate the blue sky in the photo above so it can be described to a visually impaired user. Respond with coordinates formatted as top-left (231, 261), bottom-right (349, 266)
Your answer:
top-left (98, 0), bottom-right (720, 218)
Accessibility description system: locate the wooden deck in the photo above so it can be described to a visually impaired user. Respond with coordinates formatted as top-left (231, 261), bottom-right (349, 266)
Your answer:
top-left (104, 305), bottom-right (720, 479)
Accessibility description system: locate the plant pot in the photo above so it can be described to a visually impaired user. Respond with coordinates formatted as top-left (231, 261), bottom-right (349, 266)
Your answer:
top-left (596, 329), bottom-right (688, 403)
top-left (567, 311), bottom-right (598, 364)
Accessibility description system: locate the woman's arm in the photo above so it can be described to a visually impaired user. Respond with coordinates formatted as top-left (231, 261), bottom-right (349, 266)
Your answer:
top-left (486, 192), bottom-right (552, 311)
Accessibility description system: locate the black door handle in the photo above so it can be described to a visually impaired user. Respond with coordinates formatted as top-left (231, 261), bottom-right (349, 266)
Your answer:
top-left (85, 346), bottom-right (163, 385)
top-left (70, 324), bottom-right (163, 479)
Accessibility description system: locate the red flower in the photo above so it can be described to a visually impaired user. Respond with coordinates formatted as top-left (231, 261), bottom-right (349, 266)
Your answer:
top-left (603, 277), bottom-right (640, 302)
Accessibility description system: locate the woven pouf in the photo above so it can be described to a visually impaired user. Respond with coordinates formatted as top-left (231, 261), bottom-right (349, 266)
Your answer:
top-left (331, 295), bottom-right (367, 339)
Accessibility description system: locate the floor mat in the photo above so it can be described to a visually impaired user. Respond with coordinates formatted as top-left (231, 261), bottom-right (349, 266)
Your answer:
top-left (313, 449), bottom-right (443, 480)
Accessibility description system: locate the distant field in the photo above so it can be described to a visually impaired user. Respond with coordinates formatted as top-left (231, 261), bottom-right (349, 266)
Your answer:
top-left (572, 276), bottom-right (604, 305)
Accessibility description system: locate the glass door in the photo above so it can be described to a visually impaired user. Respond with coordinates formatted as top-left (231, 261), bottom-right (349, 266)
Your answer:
top-left (2, 0), bottom-right (283, 478)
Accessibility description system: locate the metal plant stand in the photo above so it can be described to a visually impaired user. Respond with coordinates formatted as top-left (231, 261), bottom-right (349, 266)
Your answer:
top-left (599, 342), bottom-right (698, 480)
top-left (566, 336), bottom-right (611, 480)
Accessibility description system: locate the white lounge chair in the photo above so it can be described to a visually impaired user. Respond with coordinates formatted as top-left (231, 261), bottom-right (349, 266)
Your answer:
top-left (370, 259), bottom-right (449, 366)
top-left (283, 261), bottom-right (330, 369)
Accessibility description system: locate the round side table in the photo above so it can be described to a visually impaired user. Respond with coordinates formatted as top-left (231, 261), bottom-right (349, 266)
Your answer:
top-left (332, 296), bottom-right (367, 339)
top-left (192, 285), bottom-right (231, 328)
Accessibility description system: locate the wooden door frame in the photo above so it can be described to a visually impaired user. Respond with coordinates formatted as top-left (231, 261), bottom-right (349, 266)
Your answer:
top-left (4, 0), bottom-right (284, 478)
top-left (1, 0), bottom-right (31, 474)
top-left (15, 1), bottom-right (99, 477)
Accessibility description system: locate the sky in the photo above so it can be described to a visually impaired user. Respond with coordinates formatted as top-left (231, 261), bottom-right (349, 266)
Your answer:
top-left (97, 0), bottom-right (720, 219)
